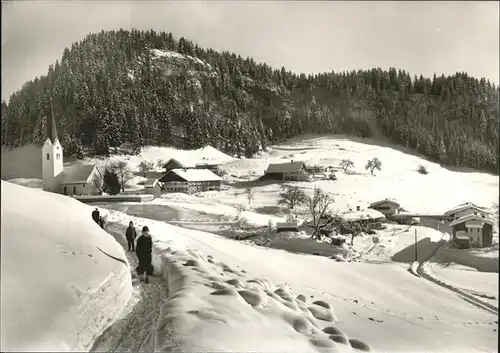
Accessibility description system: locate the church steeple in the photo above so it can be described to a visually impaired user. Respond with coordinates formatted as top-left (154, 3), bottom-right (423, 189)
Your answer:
top-left (48, 98), bottom-right (58, 143)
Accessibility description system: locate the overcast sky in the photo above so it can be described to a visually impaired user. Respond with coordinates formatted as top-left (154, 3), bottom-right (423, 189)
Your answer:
top-left (2, 1), bottom-right (499, 102)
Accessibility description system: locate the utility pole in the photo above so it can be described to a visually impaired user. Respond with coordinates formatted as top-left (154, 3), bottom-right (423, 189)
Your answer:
top-left (414, 228), bottom-right (418, 262)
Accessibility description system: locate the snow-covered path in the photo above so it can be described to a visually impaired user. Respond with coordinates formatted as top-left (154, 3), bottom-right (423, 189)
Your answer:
top-left (90, 223), bottom-right (170, 352)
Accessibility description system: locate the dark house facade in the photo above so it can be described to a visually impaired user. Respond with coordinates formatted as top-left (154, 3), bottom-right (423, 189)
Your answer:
top-left (262, 161), bottom-right (309, 181)
top-left (449, 213), bottom-right (495, 249)
top-left (159, 168), bottom-right (222, 194)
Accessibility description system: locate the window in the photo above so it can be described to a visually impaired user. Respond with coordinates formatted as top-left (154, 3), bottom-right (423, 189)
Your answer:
top-left (56, 153), bottom-right (61, 160)
top-left (46, 153), bottom-right (50, 160)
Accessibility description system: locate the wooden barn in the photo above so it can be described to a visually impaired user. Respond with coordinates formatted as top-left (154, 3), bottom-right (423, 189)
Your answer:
top-left (159, 168), bottom-right (222, 194)
top-left (449, 213), bottom-right (495, 249)
top-left (263, 161), bottom-right (309, 181)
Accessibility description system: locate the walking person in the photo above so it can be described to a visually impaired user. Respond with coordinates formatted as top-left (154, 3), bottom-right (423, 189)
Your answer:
top-left (92, 208), bottom-right (100, 225)
top-left (125, 221), bottom-right (137, 252)
top-left (136, 226), bottom-right (153, 283)
top-left (99, 216), bottom-right (106, 229)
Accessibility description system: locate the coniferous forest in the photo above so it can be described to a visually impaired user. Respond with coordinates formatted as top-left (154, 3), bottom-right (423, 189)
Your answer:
top-left (1, 29), bottom-right (498, 173)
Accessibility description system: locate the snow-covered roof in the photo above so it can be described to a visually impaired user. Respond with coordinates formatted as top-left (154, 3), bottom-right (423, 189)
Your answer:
top-left (60, 164), bottom-right (96, 184)
top-left (449, 213), bottom-right (496, 227)
top-left (369, 199), bottom-right (400, 207)
top-left (341, 209), bottom-right (386, 221)
top-left (163, 158), bottom-right (195, 169)
top-left (265, 161), bottom-right (306, 174)
top-left (444, 202), bottom-right (491, 217)
top-left (168, 168), bottom-right (222, 182)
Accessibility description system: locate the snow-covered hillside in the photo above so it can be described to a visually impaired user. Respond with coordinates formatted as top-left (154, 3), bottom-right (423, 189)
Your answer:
top-left (0, 181), bottom-right (132, 351)
top-left (220, 135), bottom-right (499, 214)
top-left (102, 210), bottom-right (498, 353)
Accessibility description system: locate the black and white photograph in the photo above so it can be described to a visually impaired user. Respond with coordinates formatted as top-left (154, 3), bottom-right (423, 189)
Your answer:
top-left (1, 1), bottom-right (499, 352)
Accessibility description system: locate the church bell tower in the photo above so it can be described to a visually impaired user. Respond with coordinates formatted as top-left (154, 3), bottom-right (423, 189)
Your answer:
top-left (42, 100), bottom-right (64, 192)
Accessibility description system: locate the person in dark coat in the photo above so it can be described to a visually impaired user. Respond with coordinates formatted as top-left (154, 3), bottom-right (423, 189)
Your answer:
top-left (136, 226), bottom-right (153, 283)
top-left (92, 208), bottom-right (100, 225)
top-left (99, 216), bottom-right (105, 229)
top-left (125, 221), bottom-right (137, 251)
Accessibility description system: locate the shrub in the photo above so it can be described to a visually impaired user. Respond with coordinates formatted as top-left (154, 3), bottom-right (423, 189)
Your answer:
top-left (417, 165), bottom-right (428, 175)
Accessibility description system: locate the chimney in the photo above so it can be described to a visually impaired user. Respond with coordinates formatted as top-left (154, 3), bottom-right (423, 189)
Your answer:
top-left (291, 160), bottom-right (294, 163)
top-left (356, 206), bottom-right (361, 211)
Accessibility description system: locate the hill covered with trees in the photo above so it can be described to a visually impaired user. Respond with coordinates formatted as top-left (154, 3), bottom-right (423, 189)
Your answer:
top-left (1, 29), bottom-right (498, 172)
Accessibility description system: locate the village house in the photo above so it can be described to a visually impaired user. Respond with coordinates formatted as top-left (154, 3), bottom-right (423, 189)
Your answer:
top-left (449, 212), bottom-right (495, 249)
top-left (444, 202), bottom-right (492, 221)
top-left (143, 178), bottom-right (162, 197)
top-left (41, 113), bottom-right (102, 196)
top-left (368, 199), bottom-right (401, 217)
top-left (159, 168), bottom-right (222, 194)
top-left (262, 161), bottom-right (309, 181)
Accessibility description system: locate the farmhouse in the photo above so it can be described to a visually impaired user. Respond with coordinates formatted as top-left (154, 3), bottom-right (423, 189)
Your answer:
top-left (449, 212), bottom-right (495, 249)
top-left (444, 202), bottom-right (492, 220)
top-left (144, 178), bottom-right (161, 197)
top-left (41, 113), bottom-right (102, 196)
top-left (159, 168), bottom-right (222, 194)
top-left (263, 161), bottom-right (309, 181)
top-left (368, 199), bottom-right (401, 217)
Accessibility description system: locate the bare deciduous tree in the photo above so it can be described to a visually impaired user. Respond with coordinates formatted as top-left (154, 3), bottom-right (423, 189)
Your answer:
top-left (340, 159), bottom-right (355, 173)
top-left (365, 157), bottom-right (382, 176)
top-left (112, 160), bottom-right (134, 192)
top-left (278, 186), bottom-right (307, 210)
top-left (138, 160), bottom-right (154, 176)
top-left (156, 159), bottom-right (164, 170)
top-left (305, 188), bottom-right (335, 240)
top-left (246, 187), bottom-right (254, 206)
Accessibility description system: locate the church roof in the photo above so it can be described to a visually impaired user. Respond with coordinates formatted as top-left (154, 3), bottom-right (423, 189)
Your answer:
top-left (60, 164), bottom-right (96, 184)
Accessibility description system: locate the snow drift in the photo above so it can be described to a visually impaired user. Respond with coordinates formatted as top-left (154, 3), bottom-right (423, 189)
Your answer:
top-left (0, 181), bottom-right (132, 351)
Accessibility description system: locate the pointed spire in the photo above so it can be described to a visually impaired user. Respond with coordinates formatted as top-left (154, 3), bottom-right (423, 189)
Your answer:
top-left (48, 98), bottom-right (58, 143)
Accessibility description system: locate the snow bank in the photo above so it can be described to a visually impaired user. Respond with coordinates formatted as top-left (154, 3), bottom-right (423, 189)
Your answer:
top-left (0, 181), bottom-right (132, 351)
top-left (153, 244), bottom-right (372, 353)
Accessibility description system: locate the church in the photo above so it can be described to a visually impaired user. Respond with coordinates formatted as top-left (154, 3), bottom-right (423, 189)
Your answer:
top-left (42, 114), bottom-right (102, 196)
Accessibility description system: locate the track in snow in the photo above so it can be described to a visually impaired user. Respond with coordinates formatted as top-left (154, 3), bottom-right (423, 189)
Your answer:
top-left (90, 223), bottom-right (170, 352)
top-left (414, 238), bottom-right (498, 315)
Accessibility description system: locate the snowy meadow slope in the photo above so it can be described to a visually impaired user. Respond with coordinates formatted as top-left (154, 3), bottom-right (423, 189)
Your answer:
top-left (0, 181), bottom-right (132, 352)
